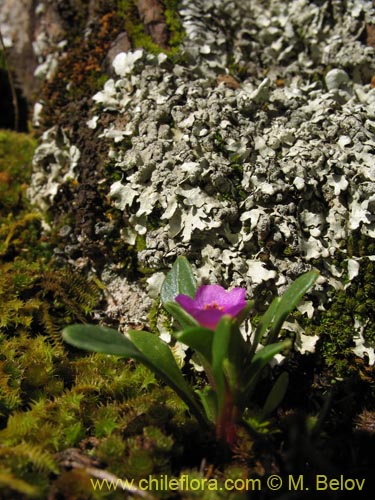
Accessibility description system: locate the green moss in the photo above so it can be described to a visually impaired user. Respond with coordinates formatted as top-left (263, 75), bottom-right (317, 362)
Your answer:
top-left (283, 232), bottom-right (375, 384)
top-left (0, 131), bottom-right (107, 495)
top-left (0, 131), bottom-right (51, 262)
top-left (0, 130), bottom-right (36, 213)
top-left (0, 341), bottom-right (197, 495)
top-left (298, 255), bottom-right (375, 379)
top-left (136, 234), bottom-right (147, 252)
top-left (117, 0), bottom-right (165, 54)
top-left (148, 298), bottom-right (161, 333)
top-left (94, 404), bottom-right (121, 437)
top-left (117, 0), bottom-right (185, 56)
top-left (164, 0), bottom-right (186, 52)
top-left (283, 246), bottom-right (294, 256)
top-left (0, 259), bottom-right (101, 344)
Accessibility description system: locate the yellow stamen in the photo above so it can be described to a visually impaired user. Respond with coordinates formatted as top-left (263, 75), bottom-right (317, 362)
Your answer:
top-left (203, 302), bottom-right (225, 312)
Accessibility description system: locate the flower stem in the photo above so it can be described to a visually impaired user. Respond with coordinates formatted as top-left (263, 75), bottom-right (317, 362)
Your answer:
top-left (216, 390), bottom-right (239, 446)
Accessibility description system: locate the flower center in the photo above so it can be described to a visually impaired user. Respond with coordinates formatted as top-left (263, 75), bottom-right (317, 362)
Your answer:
top-left (203, 302), bottom-right (225, 312)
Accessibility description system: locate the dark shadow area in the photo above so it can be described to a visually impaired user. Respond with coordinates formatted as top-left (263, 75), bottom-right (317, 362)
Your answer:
top-left (0, 68), bottom-right (28, 132)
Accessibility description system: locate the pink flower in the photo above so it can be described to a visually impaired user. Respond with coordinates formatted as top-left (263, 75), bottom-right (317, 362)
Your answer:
top-left (176, 284), bottom-right (247, 330)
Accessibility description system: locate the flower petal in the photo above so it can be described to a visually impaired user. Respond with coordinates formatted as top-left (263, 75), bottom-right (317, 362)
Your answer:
top-left (192, 309), bottom-right (224, 330)
top-left (175, 294), bottom-right (198, 315)
top-left (194, 285), bottom-right (227, 307)
top-left (215, 288), bottom-right (247, 308)
top-left (176, 284), bottom-right (247, 330)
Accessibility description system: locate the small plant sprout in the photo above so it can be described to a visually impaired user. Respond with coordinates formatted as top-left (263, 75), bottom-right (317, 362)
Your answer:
top-left (63, 257), bottom-right (319, 445)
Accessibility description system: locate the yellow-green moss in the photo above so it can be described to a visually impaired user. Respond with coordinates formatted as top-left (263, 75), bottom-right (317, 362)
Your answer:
top-left (0, 341), bottom-right (196, 497)
top-left (0, 130), bottom-right (36, 213)
top-left (118, 0), bottom-right (163, 54)
top-left (164, 0), bottom-right (186, 52)
top-left (0, 131), bottom-right (103, 495)
top-left (117, 0), bottom-right (185, 56)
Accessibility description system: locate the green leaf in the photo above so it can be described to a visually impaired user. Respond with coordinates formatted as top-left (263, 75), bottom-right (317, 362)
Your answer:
top-left (163, 301), bottom-right (199, 329)
top-left (174, 326), bottom-right (214, 362)
top-left (251, 340), bottom-right (291, 374)
top-left (128, 330), bottom-right (207, 427)
top-left (242, 339), bottom-right (291, 403)
top-left (227, 321), bottom-right (248, 372)
top-left (248, 297), bottom-right (281, 358)
top-left (62, 324), bottom-right (143, 359)
top-left (173, 329), bottom-right (217, 390)
top-left (235, 300), bottom-right (255, 325)
top-left (211, 316), bottom-right (232, 408)
top-left (161, 256), bottom-right (197, 305)
top-left (260, 371), bottom-right (289, 420)
top-left (247, 270), bottom-right (319, 357)
top-left (195, 387), bottom-right (218, 422)
top-left (267, 270), bottom-right (319, 344)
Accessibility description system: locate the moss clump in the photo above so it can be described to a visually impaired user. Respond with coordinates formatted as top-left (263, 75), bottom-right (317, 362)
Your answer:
top-left (117, 0), bottom-right (185, 56)
top-left (296, 255), bottom-right (375, 382)
top-left (0, 131), bottom-right (47, 261)
top-left (164, 0), bottom-right (186, 52)
top-left (0, 350), bottom-right (197, 497)
top-left (118, 0), bottom-right (163, 54)
top-left (0, 130), bottom-right (36, 212)
top-left (0, 131), bottom-right (100, 496)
